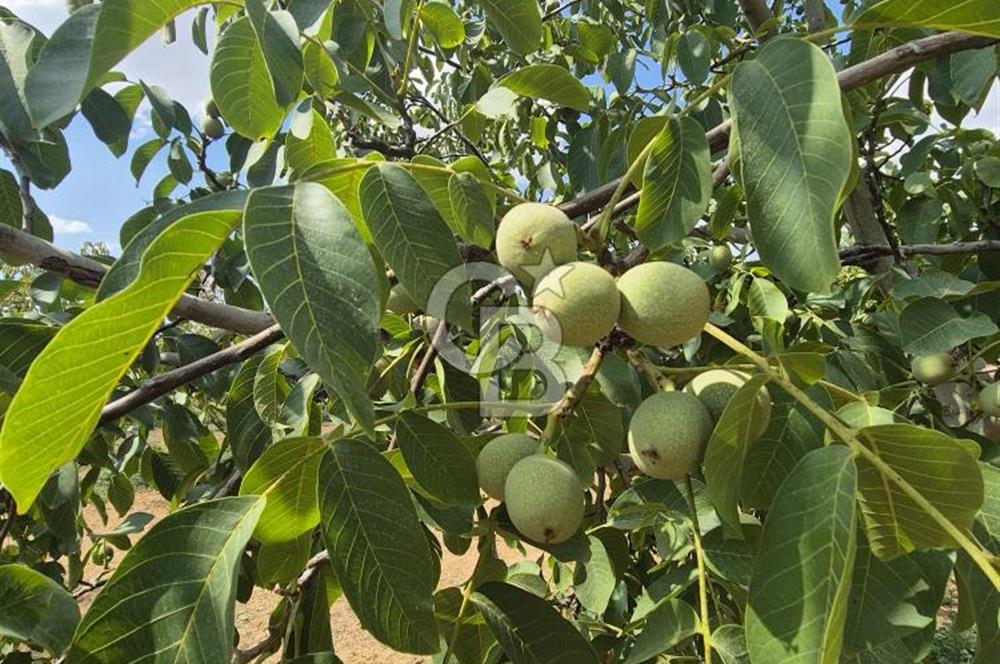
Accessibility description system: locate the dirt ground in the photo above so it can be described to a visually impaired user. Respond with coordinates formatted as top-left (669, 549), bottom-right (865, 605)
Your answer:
top-left (82, 488), bottom-right (532, 663)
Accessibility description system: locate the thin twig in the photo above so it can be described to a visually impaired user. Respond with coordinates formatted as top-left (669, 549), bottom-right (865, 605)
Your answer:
top-left (542, 0), bottom-right (584, 20)
top-left (0, 133), bottom-right (39, 233)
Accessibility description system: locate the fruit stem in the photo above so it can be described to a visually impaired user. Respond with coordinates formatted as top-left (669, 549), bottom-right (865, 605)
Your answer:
top-left (542, 345), bottom-right (605, 446)
top-left (685, 476), bottom-right (713, 664)
top-left (703, 322), bottom-right (1000, 589)
top-left (626, 350), bottom-right (671, 391)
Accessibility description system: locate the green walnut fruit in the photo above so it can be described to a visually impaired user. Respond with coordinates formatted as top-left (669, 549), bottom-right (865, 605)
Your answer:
top-left (385, 284), bottom-right (419, 314)
top-left (684, 369), bottom-right (771, 439)
top-left (201, 115), bottom-right (224, 140)
top-left (709, 245), bottom-right (733, 272)
top-left (980, 382), bottom-right (1000, 417)
top-left (532, 262), bottom-right (620, 347)
top-left (628, 391), bottom-right (714, 480)
top-left (504, 455), bottom-right (584, 544)
top-left (616, 261), bottom-right (710, 347)
top-left (911, 354), bottom-right (954, 385)
top-left (203, 97), bottom-right (221, 119)
top-left (496, 203), bottom-right (578, 287)
top-left (414, 315), bottom-right (441, 335)
top-left (476, 433), bottom-right (538, 501)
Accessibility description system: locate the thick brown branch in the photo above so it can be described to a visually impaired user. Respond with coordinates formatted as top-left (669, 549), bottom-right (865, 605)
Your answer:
top-left (560, 32), bottom-right (998, 221)
top-left (0, 223), bottom-right (274, 334)
top-left (99, 325), bottom-right (284, 424)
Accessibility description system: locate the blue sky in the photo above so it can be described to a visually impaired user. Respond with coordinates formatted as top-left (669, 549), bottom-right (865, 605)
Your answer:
top-left (2, 0), bottom-right (998, 253)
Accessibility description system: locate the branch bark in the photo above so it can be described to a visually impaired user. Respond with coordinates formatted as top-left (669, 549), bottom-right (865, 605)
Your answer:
top-left (736, 0), bottom-right (775, 36)
top-left (840, 240), bottom-right (1000, 265)
top-left (98, 324), bottom-right (284, 424)
top-left (0, 224), bottom-right (275, 334)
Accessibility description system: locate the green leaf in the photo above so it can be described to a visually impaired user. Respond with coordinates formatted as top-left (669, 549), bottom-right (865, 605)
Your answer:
top-left (447, 171), bottom-right (495, 249)
top-left (635, 116), bottom-right (713, 250)
top-left (300, 158), bottom-right (376, 232)
top-left (855, 424), bottom-right (983, 559)
top-left (24, 1), bottom-right (204, 128)
top-left (843, 539), bottom-right (954, 656)
top-left (703, 375), bottom-right (770, 536)
top-left (244, 0), bottom-right (304, 107)
top-left (730, 37), bottom-right (853, 292)
top-left (210, 16), bottom-right (287, 140)
top-left (98, 191), bottom-right (249, 300)
top-left (421, 2), bottom-right (465, 49)
top-left (0, 16), bottom-right (43, 138)
top-left (286, 105), bottom-right (336, 177)
top-left (244, 183), bottom-right (381, 433)
top-left (898, 296), bottom-right (999, 356)
top-left (359, 163), bottom-right (472, 329)
top-left (748, 278), bottom-right (789, 322)
top-left (855, 0), bottom-right (999, 38)
top-left (623, 599), bottom-right (699, 664)
top-left (477, 0), bottom-right (542, 55)
top-left (69, 496), bottom-right (265, 662)
top-left (955, 463), bottom-right (999, 664)
top-left (318, 438), bottom-right (439, 654)
top-left (560, 387), bottom-right (624, 465)
top-left (0, 208), bottom-right (240, 508)
top-left (471, 581), bottom-right (601, 664)
top-left (702, 523), bottom-right (761, 586)
top-left (130, 138), bottom-right (165, 184)
top-left (0, 319), bottom-right (56, 392)
top-left (226, 355), bottom-right (274, 472)
top-left (746, 446), bottom-right (858, 664)
top-left (499, 65), bottom-right (590, 112)
top-left (676, 29), bottom-right (711, 86)
top-left (80, 87), bottom-right (132, 157)
top-left (253, 343), bottom-right (289, 424)
top-left (573, 535), bottom-right (617, 614)
top-left (394, 412), bottom-right (480, 506)
top-left (435, 587), bottom-right (496, 664)
top-left (240, 436), bottom-right (326, 544)
top-left (0, 169), bottom-right (21, 225)
top-left (0, 564), bottom-right (80, 655)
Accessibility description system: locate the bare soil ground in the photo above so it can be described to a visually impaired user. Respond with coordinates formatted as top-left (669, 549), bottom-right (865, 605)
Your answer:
top-left (82, 488), bottom-right (532, 663)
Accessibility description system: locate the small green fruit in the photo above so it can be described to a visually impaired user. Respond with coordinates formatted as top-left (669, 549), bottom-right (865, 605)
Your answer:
top-left (532, 262), bottom-right (620, 347)
top-left (911, 354), bottom-right (954, 385)
top-left (628, 391), bottom-right (714, 480)
top-left (201, 115), bottom-right (224, 140)
top-left (504, 455), bottom-right (584, 544)
top-left (980, 382), bottom-right (1000, 417)
top-left (386, 284), bottom-right (419, 314)
top-left (709, 245), bottom-right (733, 272)
top-left (616, 262), bottom-right (710, 347)
top-left (414, 315), bottom-right (441, 335)
top-left (684, 369), bottom-right (771, 439)
top-left (203, 97), bottom-right (221, 119)
top-left (496, 203), bottom-right (577, 287)
top-left (476, 433), bottom-right (538, 501)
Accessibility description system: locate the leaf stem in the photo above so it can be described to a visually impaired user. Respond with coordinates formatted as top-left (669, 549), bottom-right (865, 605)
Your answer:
top-left (685, 476), bottom-right (713, 664)
top-left (442, 577), bottom-right (476, 663)
top-left (702, 322), bottom-right (1000, 589)
top-left (396, 0), bottom-right (426, 96)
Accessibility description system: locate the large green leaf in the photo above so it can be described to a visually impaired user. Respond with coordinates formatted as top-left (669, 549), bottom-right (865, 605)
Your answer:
top-left (855, 0), bottom-right (999, 38)
top-left (499, 65), bottom-right (590, 112)
top-left (635, 116), bottom-right (713, 250)
top-left (0, 209), bottom-right (239, 508)
top-left (855, 424), bottom-right (983, 559)
top-left (394, 412), bottom-right (480, 506)
top-left (286, 105), bottom-right (337, 177)
top-left (898, 296), bottom-right (999, 356)
top-left (477, 0), bottom-right (542, 55)
top-left (0, 15), bottom-right (44, 138)
top-left (240, 436), bottom-right (327, 544)
top-left (244, 183), bottom-right (380, 433)
top-left (359, 163), bottom-right (471, 329)
top-left (97, 191), bottom-right (249, 300)
top-left (24, 1), bottom-right (203, 128)
top-left (955, 463), bottom-right (1000, 664)
top-left (703, 375), bottom-right (770, 537)
top-left (746, 446), bottom-right (858, 664)
top-left (421, 2), bottom-right (466, 49)
top-left (210, 16), bottom-right (287, 140)
top-left (0, 564), bottom-right (80, 655)
top-left (623, 598), bottom-right (699, 664)
top-left (225, 355), bottom-right (274, 472)
top-left (435, 587), bottom-right (496, 664)
top-left (253, 342), bottom-right (290, 424)
top-left (471, 581), bottom-right (601, 664)
top-left (0, 319), bottom-right (56, 393)
top-left (730, 37), bottom-right (853, 292)
top-left (448, 171), bottom-right (495, 249)
top-left (69, 496), bottom-right (265, 663)
top-left (572, 535), bottom-right (617, 615)
top-left (244, 0), bottom-right (304, 107)
top-left (318, 439), bottom-right (438, 654)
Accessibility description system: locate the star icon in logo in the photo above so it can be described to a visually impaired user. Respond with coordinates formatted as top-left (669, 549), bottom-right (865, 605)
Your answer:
top-left (520, 248), bottom-right (563, 293)
top-left (528, 254), bottom-right (574, 301)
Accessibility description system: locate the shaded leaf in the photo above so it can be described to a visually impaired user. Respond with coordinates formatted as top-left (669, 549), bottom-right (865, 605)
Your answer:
top-left (0, 564), bottom-right (80, 655)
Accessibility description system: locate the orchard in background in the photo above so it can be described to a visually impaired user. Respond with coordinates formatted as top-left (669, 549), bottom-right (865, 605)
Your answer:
top-left (0, 0), bottom-right (999, 663)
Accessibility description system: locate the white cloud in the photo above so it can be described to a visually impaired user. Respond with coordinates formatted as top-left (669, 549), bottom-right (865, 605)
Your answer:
top-left (49, 215), bottom-right (93, 235)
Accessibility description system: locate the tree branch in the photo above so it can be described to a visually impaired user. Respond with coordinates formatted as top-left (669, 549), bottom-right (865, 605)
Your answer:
top-left (559, 32), bottom-right (997, 222)
top-left (99, 324), bottom-right (284, 424)
top-left (840, 240), bottom-right (1000, 265)
top-left (0, 133), bottom-right (38, 233)
top-left (736, 0), bottom-right (776, 36)
top-left (0, 223), bottom-right (275, 334)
